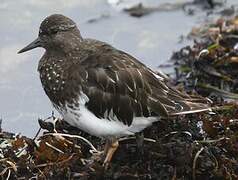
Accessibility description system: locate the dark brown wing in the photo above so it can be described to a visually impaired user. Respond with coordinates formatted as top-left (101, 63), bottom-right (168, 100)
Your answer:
top-left (69, 41), bottom-right (210, 126)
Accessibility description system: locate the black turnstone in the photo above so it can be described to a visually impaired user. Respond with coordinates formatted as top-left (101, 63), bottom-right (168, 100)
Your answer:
top-left (18, 14), bottom-right (210, 166)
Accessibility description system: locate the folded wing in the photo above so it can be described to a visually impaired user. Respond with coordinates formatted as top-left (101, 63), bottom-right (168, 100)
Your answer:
top-left (69, 42), bottom-right (210, 126)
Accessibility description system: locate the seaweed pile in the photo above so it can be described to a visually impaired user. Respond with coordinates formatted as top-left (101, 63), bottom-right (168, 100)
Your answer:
top-left (172, 16), bottom-right (238, 101)
top-left (1, 15), bottom-right (238, 180)
top-left (1, 106), bottom-right (237, 179)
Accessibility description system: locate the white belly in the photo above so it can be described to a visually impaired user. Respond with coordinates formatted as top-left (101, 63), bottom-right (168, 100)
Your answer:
top-left (62, 104), bottom-right (158, 138)
top-left (57, 93), bottom-right (159, 138)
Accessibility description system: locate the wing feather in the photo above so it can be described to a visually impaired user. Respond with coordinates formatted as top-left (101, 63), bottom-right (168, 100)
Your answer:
top-left (68, 40), bottom-right (210, 126)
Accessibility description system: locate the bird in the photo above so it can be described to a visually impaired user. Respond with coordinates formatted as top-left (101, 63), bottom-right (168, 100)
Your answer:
top-left (18, 14), bottom-right (210, 167)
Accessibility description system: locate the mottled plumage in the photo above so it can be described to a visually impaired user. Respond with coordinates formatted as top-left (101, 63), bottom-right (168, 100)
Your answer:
top-left (19, 14), bottom-right (210, 165)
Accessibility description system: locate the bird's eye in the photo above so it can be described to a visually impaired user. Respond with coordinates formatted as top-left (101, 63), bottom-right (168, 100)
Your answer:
top-left (51, 29), bottom-right (58, 35)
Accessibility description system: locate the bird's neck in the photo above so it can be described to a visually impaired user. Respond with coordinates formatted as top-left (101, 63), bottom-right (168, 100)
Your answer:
top-left (46, 32), bottom-right (83, 55)
top-left (50, 43), bottom-right (81, 55)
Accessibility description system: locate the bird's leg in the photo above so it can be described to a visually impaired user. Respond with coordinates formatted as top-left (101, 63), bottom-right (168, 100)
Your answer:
top-left (103, 139), bottom-right (110, 155)
top-left (136, 132), bottom-right (144, 156)
top-left (103, 138), bottom-right (119, 168)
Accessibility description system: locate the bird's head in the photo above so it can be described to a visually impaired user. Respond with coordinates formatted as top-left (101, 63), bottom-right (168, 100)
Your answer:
top-left (18, 14), bottom-right (82, 54)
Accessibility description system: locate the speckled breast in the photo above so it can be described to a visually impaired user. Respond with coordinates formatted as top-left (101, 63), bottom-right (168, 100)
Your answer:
top-left (38, 56), bottom-right (69, 106)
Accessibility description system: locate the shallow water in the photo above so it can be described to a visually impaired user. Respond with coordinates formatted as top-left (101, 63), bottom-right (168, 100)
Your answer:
top-left (0, 0), bottom-right (237, 136)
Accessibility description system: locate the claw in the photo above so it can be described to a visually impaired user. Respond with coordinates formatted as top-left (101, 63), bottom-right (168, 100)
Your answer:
top-left (103, 138), bottom-right (119, 169)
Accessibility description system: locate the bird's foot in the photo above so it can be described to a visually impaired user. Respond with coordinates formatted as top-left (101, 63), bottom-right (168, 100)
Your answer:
top-left (86, 139), bottom-right (119, 169)
top-left (102, 139), bottom-right (119, 169)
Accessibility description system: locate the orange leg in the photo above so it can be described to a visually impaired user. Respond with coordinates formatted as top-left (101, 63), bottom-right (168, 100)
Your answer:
top-left (103, 138), bottom-right (119, 168)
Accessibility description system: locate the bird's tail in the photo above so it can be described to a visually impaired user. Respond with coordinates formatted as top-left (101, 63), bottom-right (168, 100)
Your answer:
top-left (167, 89), bottom-right (212, 116)
top-left (148, 85), bottom-right (212, 117)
